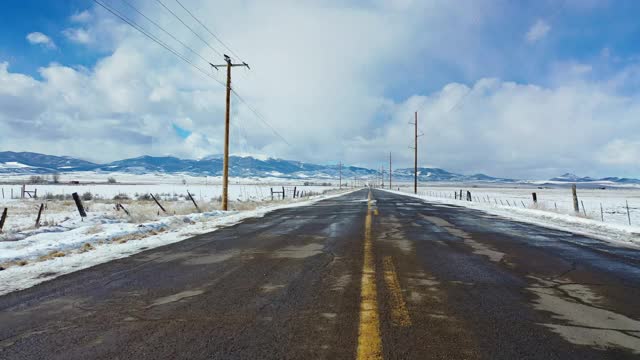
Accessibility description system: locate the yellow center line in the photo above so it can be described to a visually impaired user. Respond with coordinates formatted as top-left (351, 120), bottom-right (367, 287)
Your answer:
top-left (382, 256), bottom-right (412, 327)
top-left (356, 190), bottom-right (383, 360)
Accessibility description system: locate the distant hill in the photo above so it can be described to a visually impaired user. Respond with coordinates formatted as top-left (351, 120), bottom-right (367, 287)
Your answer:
top-left (2, 151), bottom-right (637, 184)
top-left (0, 151), bottom-right (99, 173)
top-left (549, 172), bottom-right (640, 185)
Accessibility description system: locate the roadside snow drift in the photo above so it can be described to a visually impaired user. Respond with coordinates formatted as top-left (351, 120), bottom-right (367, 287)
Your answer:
top-left (0, 190), bottom-right (355, 296)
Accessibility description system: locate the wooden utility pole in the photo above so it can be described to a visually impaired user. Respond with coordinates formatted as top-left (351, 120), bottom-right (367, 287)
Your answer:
top-left (389, 152), bottom-right (392, 190)
top-left (410, 112), bottom-right (422, 194)
top-left (211, 55), bottom-right (250, 211)
top-left (381, 165), bottom-right (384, 188)
top-left (339, 162), bottom-right (342, 189)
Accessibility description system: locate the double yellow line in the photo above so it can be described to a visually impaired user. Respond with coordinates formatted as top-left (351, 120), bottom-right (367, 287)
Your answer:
top-left (357, 190), bottom-right (383, 359)
top-left (357, 191), bottom-right (412, 359)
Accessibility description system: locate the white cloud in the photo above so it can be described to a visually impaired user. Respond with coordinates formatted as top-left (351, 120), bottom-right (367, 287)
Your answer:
top-left (3, 1), bottom-right (640, 179)
top-left (525, 19), bottom-right (550, 43)
top-left (597, 139), bottom-right (640, 166)
top-left (70, 10), bottom-right (92, 23)
top-left (63, 28), bottom-right (92, 44)
top-left (26, 32), bottom-right (56, 49)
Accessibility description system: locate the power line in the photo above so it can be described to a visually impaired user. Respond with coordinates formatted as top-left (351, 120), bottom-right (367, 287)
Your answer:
top-left (174, 0), bottom-right (244, 62)
top-left (411, 86), bottom-right (472, 130)
top-left (96, 0), bottom-right (290, 147)
top-left (154, 0), bottom-right (223, 58)
top-left (230, 89), bottom-right (291, 146)
top-left (94, 0), bottom-right (225, 87)
top-left (118, 0), bottom-right (214, 68)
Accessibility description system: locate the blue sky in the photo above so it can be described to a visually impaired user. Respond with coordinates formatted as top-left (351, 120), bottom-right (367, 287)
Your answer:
top-left (0, 1), bottom-right (100, 77)
top-left (2, 0), bottom-right (640, 179)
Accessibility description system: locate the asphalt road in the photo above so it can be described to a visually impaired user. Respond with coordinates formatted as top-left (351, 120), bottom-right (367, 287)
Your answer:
top-left (1, 189), bottom-right (640, 359)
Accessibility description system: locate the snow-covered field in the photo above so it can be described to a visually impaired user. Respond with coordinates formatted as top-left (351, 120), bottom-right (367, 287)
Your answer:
top-left (0, 171), bottom-right (351, 295)
top-left (392, 184), bottom-right (640, 248)
top-left (0, 171), bottom-right (338, 202)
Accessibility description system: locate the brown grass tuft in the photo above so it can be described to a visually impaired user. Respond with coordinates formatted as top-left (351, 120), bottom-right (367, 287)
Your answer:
top-left (38, 250), bottom-right (66, 261)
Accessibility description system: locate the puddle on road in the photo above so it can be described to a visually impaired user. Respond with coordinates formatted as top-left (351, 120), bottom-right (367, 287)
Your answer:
top-left (272, 243), bottom-right (324, 259)
top-left (149, 290), bottom-right (204, 307)
top-left (331, 274), bottom-right (351, 291)
top-left (557, 283), bottom-right (603, 305)
top-left (528, 277), bottom-right (640, 354)
top-left (183, 251), bottom-right (237, 265)
top-left (378, 215), bottom-right (414, 254)
top-left (321, 312), bottom-right (337, 319)
top-left (421, 215), bottom-right (505, 263)
top-left (137, 249), bottom-right (247, 266)
top-left (405, 271), bottom-right (441, 305)
top-left (261, 283), bottom-right (286, 293)
top-left (431, 204), bottom-right (458, 209)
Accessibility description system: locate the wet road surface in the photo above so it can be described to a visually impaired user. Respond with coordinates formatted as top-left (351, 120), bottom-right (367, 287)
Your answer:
top-left (1, 189), bottom-right (639, 359)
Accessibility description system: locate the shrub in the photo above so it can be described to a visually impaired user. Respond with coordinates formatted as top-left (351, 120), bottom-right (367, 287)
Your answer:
top-left (107, 177), bottom-right (117, 184)
top-left (81, 192), bottom-right (93, 201)
top-left (113, 193), bottom-right (130, 200)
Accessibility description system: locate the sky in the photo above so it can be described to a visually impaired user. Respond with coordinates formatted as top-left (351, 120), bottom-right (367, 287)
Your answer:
top-left (1, 0), bottom-right (640, 179)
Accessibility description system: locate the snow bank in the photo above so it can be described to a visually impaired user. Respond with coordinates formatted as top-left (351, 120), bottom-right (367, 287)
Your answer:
top-left (0, 189), bottom-right (356, 296)
top-left (386, 189), bottom-right (640, 249)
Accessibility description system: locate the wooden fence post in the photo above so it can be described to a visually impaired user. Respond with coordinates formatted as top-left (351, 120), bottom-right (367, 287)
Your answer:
top-left (581, 200), bottom-right (587, 217)
top-left (150, 194), bottom-right (167, 214)
top-left (72, 192), bottom-right (87, 218)
top-left (271, 188), bottom-right (274, 201)
top-left (600, 203), bottom-right (604, 222)
top-left (0, 208), bottom-right (7, 232)
top-left (293, 186), bottom-right (297, 199)
top-left (282, 186), bottom-right (285, 200)
top-left (532, 192), bottom-right (537, 204)
top-left (572, 184), bottom-right (579, 213)
top-left (35, 203), bottom-right (44, 228)
top-left (187, 191), bottom-right (200, 212)
top-left (466, 191), bottom-right (471, 201)
top-left (116, 203), bottom-right (131, 217)
top-left (626, 200), bottom-right (631, 225)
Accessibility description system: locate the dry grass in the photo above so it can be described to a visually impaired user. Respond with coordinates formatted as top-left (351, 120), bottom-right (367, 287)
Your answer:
top-left (38, 250), bottom-right (66, 261)
top-left (0, 259), bottom-right (28, 269)
top-left (79, 243), bottom-right (94, 253)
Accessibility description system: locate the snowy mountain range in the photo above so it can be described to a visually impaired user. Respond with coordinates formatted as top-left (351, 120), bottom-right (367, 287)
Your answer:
top-left (0, 151), bottom-right (637, 184)
top-left (549, 173), bottom-right (640, 184)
